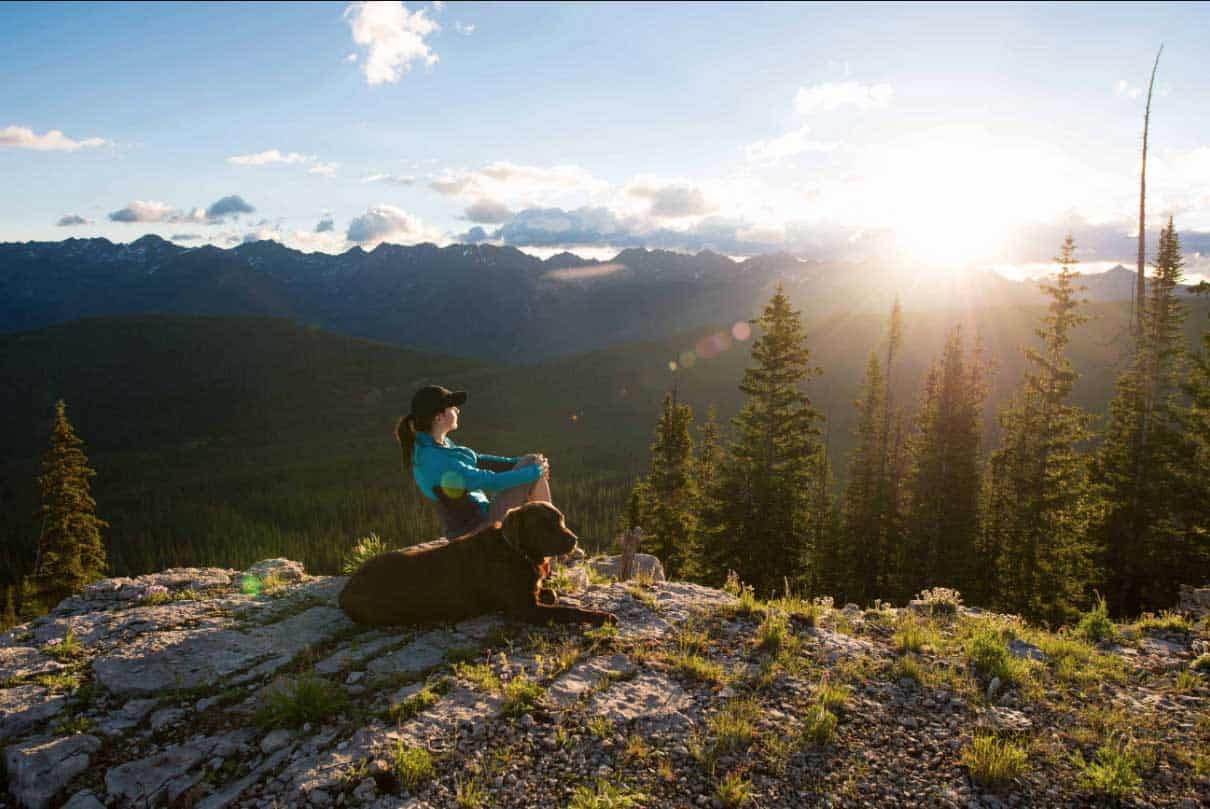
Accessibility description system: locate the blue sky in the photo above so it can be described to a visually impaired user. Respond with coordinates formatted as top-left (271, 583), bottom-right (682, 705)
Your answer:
top-left (3, 1), bottom-right (1210, 278)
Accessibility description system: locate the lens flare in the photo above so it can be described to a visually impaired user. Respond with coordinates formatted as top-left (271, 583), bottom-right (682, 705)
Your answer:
top-left (440, 470), bottom-right (466, 498)
top-left (668, 361), bottom-right (678, 372)
top-left (240, 574), bottom-right (262, 596)
top-left (732, 321), bottom-right (752, 341)
top-left (678, 351), bottom-right (697, 368)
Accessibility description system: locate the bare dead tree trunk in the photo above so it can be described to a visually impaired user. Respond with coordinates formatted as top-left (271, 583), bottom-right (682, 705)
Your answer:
top-left (1135, 45), bottom-right (1163, 336)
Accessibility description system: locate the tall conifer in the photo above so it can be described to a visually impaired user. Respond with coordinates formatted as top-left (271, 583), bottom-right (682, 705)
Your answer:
top-left (900, 327), bottom-right (988, 599)
top-left (696, 284), bottom-right (823, 595)
top-left (984, 236), bottom-right (1097, 625)
top-left (1177, 283), bottom-right (1210, 587)
top-left (30, 400), bottom-right (109, 611)
top-left (642, 392), bottom-right (697, 578)
top-left (1094, 218), bottom-right (1189, 613)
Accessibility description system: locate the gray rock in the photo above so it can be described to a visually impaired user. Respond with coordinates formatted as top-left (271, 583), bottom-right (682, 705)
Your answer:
top-left (586, 553), bottom-right (666, 583)
top-left (3, 734), bottom-right (101, 809)
top-left (105, 730), bottom-right (255, 806)
top-left (92, 605), bottom-right (355, 694)
top-left (149, 707), bottom-right (186, 730)
top-left (1006, 638), bottom-right (1048, 662)
top-left (0, 686), bottom-right (68, 741)
top-left (314, 632), bottom-right (397, 675)
top-left (547, 654), bottom-right (636, 707)
top-left (0, 647), bottom-right (66, 681)
top-left (585, 671), bottom-right (689, 723)
top-left (986, 676), bottom-right (1002, 701)
top-left (243, 559), bottom-right (307, 585)
top-left (366, 629), bottom-right (466, 676)
top-left (261, 728), bottom-right (293, 754)
top-left (61, 790), bottom-right (106, 809)
top-left (195, 745), bottom-right (293, 809)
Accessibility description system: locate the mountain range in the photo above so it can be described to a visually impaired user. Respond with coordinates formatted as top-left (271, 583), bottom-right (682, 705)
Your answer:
top-left (3, 235), bottom-right (1194, 362)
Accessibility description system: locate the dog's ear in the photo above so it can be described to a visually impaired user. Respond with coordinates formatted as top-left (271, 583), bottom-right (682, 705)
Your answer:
top-left (501, 508), bottom-right (524, 551)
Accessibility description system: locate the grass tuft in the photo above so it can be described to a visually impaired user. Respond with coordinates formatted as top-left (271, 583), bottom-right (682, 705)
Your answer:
top-left (391, 743), bottom-right (435, 791)
top-left (961, 734), bottom-right (1028, 788)
top-left (255, 674), bottom-right (347, 729)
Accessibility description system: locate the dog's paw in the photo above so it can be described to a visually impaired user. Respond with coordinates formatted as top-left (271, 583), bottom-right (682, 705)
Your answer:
top-left (538, 587), bottom-right (557, 605)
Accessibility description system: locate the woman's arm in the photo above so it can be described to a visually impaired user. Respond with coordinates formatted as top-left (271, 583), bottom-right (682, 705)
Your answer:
top-left (425, 449), bottom-right (542, 495)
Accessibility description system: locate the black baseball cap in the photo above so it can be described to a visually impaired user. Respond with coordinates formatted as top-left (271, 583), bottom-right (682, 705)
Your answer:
top-left (410, 385), bottom-right (467, 422)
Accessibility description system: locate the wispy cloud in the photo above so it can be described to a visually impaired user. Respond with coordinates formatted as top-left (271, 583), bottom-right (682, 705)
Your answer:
top-left (227, 149), bottom-right (314, 166)
top-left (308, 162), bottom-right (339, 177)
top-left (1115, 79), bottom-right (1143, 99)
top-left (362, 172), bottom-right (416, 185)
top-left (1, 124), bottom-right (108, 151)
top-left (463, 198), bottom-right (512, 224)
top-left (794, 81), bottom-right (893, 114)
top-left (625, 180), bottom-right (716, 218)
top-left (454, 21), bottom-right (475, 35)
top-left (55, 214), bottom-right (92, 226)
top-left (428, 161), bottom-right (606, 205)
top-left (745, 125), bottom-right (840, 164)
top-left (344, 1), bottom-right (439, 85)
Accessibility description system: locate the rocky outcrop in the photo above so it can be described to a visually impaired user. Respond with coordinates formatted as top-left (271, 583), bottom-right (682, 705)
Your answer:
top-left (1, 560), bottom-right (1207, 808)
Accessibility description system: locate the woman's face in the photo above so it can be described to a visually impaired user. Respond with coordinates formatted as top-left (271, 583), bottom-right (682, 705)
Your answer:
top-left (436, 404), bottom-right (460, 432)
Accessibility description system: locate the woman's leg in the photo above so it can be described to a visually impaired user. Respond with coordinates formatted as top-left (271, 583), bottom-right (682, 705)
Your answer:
top-left (488, 456), bottom-right (551, 523)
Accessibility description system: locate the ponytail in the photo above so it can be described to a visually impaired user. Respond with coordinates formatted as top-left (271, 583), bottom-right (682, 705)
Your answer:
top-left (396, 414), bottom-right (418, 469)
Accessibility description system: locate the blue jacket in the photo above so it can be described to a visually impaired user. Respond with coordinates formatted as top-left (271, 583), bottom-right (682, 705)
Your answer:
top-left (411, 432), bottom-right (542, 519)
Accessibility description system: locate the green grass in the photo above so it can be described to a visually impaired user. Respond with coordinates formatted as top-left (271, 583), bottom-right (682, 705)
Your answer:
top-left (755, 611), bottom-right (790, 653)
top-left (893, 616), bottom-right (938, 654)
top-left (1192, 653), bottom-right (1210, 673)
top-left (965, 624), bottom-right (1032, 685)
top-left (715, 770), bottom-right (754, 807)
top-left (42, 630), bottom-right (85, 662)
top-left (668, 651), bottom-right (726, 684)
top-left (586, 715), bottom-right (612, 739)
top-left (1074, 595), bottom-right (1116, 644)
top-left (1133, 610), bottom-right (1193, 634)
top-left (960, 734), bottom-right (1028, 788)
top-left (892, 653), bottom-right (930, 686)
top-left (255, 674), bottom-right (347, 729)
top-left (800, 703), bottom-right (838, 748)
top-left (454, 662), bottom-right (501, 693)
top-left (501, 673), bottom-right (544, 717)
top-left (342, 532), bottom-right (387, 574)
top-left (391, 743), bottom-right (436, 791)
top-left (454, 775), bottom-right (488, 809)
top-left (386, 686), bottom-right (441, 723)
top-left (1072, 736), bottom-right (1142, 799)
top-left (707, 698), bottom-right (760, 754)
top-left (815, 681), bottom-right (851, 715)
top-left (567, 780), bottom-right (648, 809)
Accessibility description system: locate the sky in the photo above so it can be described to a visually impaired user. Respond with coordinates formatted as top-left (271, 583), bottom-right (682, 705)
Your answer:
top-left (3, 1), bottom-right (1210, 280)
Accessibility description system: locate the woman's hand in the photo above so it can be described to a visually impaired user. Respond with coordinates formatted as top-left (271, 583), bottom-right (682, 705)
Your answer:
top-left (537, 456), bottom-right (550, 479)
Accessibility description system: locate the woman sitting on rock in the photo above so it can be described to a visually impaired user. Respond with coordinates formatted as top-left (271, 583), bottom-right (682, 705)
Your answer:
top-left (396, 384), bottom-right (553, 538)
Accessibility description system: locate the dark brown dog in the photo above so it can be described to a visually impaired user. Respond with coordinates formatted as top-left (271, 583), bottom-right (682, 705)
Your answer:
top-left (338, 502), bottom-right (616, 628)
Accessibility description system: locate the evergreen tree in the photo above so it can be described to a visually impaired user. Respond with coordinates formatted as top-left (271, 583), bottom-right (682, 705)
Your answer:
top-left (695, 284), bottom-right (823, 595)
top-left (900, 326), bottom-right (989, 600)
top-left (694, 405), bottom-right (723, 507)
top-left (984, 236), bottom-right (1097, 625)
top-left (1094, 218), bottom-right (1190, 614)
top-left (2, 586), bottom-right (16, 631)
top-left (30, 400), bottom-right (109, 611)
top-left (1177, 283), bottom-right (1210, 588)
top-left (806, 436), bottom-right (840, 595)
top-left (642, 392), bottom-right (697, 578)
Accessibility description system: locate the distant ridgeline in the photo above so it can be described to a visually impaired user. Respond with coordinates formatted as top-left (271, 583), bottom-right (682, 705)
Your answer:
top-left (2, 236), bottom-right (1208, 616)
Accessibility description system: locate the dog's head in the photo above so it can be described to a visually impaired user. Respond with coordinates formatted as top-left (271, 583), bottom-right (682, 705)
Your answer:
top-left (500, 502), bottom-right (578, 561)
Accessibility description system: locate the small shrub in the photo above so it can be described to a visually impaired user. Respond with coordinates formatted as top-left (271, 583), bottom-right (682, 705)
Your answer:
top-left (1174, 670), bottom-right (1199, 693)
top-left (454, 775), bottom-right (487, 809)
top-left (961, 734), bottom-right (1027, 787)
top-left (622, 734), bottom-right (650, 762)
top-left (714, 770), bottom-right (754, 807)
top-left (53, 712), bottom-right (93, 735)
top-left (1074, 594), bottom-right (1116, 644)
top-left (1072, 736), bottom-right (1141, 799)
top-left (755, 611), bottom-right (789, 653)
top-left (501, 673), bottom-right (543, 717)
top-left (138, 585), bottom-right (172, 606)
top-left (1133, 610), bottom-right (1192, 634)
top-left (342, 533), bottom-right (387, 575)
top-left (387, 686), bottom-right (440, 723)
top-left (800, 703), bottom-right (837, 748)
top-left (815, 681), bottom-right (851, 715)
top-left (43, 630), bottom-right (85, 663)
top-left (916, 587), bottom-right (962, 616)
top-left (391, 743), bottom-right (435, 791)
top-left (454, 662), bottom-right (501, 693)
top-left (567, 780), bottom-right (648, 809)
top-left (255, 675), bottom-right (347, 729)
top-left (966, 625), bottom-right (1030, 685)
top-left (587, 715), bottom-right (612, 738)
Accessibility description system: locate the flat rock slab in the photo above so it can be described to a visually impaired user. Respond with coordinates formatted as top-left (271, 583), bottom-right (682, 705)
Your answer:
top-left (585, 670), bottom-right (689, 723)
top-left (0, 686), bottom-right (68, 741)
top-left (93, 606), bottom-right (354, 695)
top-left (366, 629), bottom-right (466, 677)
top-left (105, 730), bottom-right (254, 807)
top-left (547, 654), bottom-right (636, 707)
top-left (0, 647), bottom-right (66, 681)
top-left (573, 582), bottom-right (734, 640)
top-left (31, 601), bottom-right (227, 648)
top-left (804, 626), bottom-right (878, 663)
top-left (315, 631), bottom-right (399, 675)
top-left (4, 733), bottom-right (101, 809)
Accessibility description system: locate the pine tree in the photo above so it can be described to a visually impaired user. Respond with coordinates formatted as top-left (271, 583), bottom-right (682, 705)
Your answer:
top-left (900, 326), bottom-right (989, 600)
top-left (806, 436), bottom-right (840, 594)
top-left (1177, 284), bottom-right (1210, 588)
top-left (984, 236), bottom-right (1097, 625)
top-left (642, 392), bottom-right (697, 579)
top-left (694, 405), bottom-right (723, 507)
top-left (1, 586), bottom-right (17, 631)
top-left (695, 284), bottom-right (823, 595)
top-left (1094, 218), bottom-right (1190, 614)
top-left (30, 400), bottom-right (109, 611)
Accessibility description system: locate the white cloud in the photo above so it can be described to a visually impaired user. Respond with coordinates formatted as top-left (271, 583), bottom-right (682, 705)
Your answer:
top-left (794, 81), bottom-right (893, 115)
top-left (107, 200), bottom-right (192, 223)
top-left (0, 124), bottom-right (107, 151)
top-left (346, 204), bottom-right (432, 244)
top-left (454, 21), bottom-right (475, 35)
top-left (463, 198), bottom-right (512, 224)
top-left (345, 52), bottom-right (359, 63)
top-left (745, 125), bottom-right (841, 164)
top-left (308, 162), bottom-right (339, 177)
top-left (344, 1), bottom-right (439, 86)
top-left (625, 180), bottom-right (716, 218)
top-left (428, 161), bottom-right (606, 205)
top-left (363, 172), bottom-right (416, 185)
top-left (227, 149), bottom-right (314, 166)
top-left (1115, 79), bottom-right (1143, 99)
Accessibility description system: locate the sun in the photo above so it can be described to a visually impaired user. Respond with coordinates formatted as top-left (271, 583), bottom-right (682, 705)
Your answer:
top-left (865, 126), bottom-right (1046, 269)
